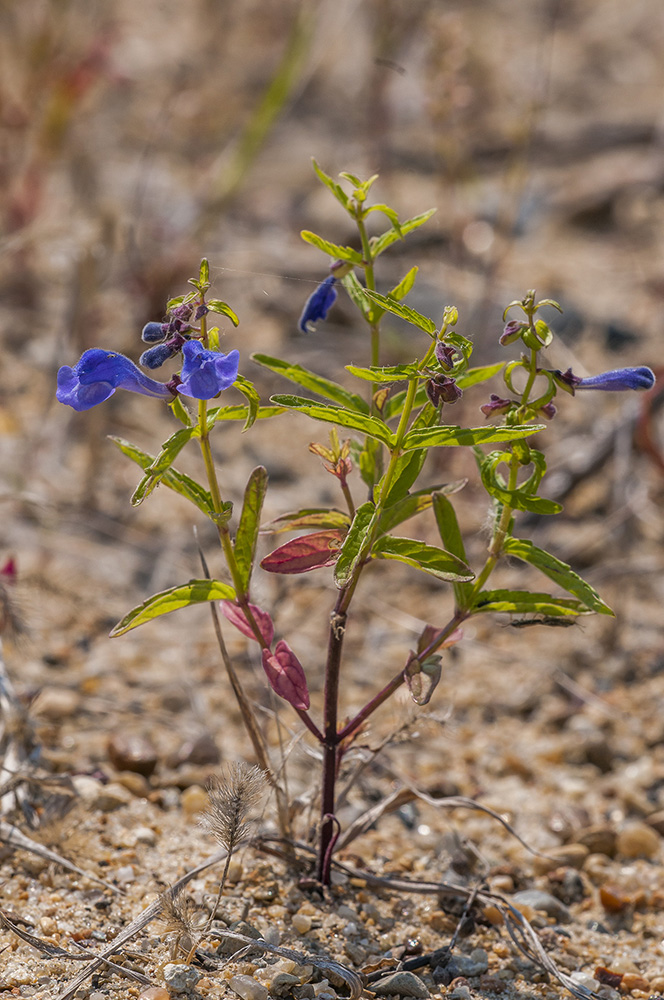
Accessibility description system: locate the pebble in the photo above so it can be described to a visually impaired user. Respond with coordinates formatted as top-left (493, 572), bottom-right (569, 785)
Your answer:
top-left (271, 973), bottom-right (301, 996)
top-left (533, 844), bottom-right (589, 874)
top-left (646, 810), bottom-right (664, 836)
top-left (39, 916), bottom-right (57, 936)
top-left (292, 912), bottom-right (312, 934)
top-left (32, 686), bottom-right (81, 719)
top-left (132, 825), bottom-right (158, 846)
top-left (620, 973), bottom-right (651, 993)
top-left (616, 822), bottom-right (661, 859)
top-left (511, 890), bottom-right (571, 923)
top-left (115, 770), bottom-right (151, 797)
top-left (107, 733), bottom-right (158, 776)
top-left (169, 733), bottom-right (221, 767)
top-left (90, 781), bottom-right (133, 812)
top-left (373, 971), bottom-right (430, 997)
top-left (576, 824), bottom-right (617, 857)
top-left (180, 783), bottom-right (209, 815)
top-left (448, 984), bottom-right (472, 1000)
top-left (163, 963), bottom-right (201, 992)
top-left (570, 971), bottom-right (600, 991)
top-left (453, 949), bottom-right (489, 977)
top-left (229, 974), bottom-right (269, 1000)
top-left (138, 990), bottom-right (170, 1000)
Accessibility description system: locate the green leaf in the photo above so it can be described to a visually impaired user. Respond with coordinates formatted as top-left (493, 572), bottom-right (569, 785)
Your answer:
top-left (130, 427), bottom-right (197, 506)
top-left (455, 362), bottom-right (505, 389)
top-left (365, 203), bottom-right (402, 235)
top-left (261, 508), bottom-right (352, 533)
top-left (207, 299), bottom-right (240, 326)
top-left (270, 395), bottom-right (395, 446)
top-left (370, 209), bottom-right (437, 257)
top-left (110, 437), bottom-right (215, 517)
top-left (234, 467), bottom-right (268, 591)
top-left (334, 502), bottom-right (377, 588)
top-left (109, 579), bottom-right (236, 636)
top-left (312, 159), bottom-right (350, 210)
top-left (372, 535), bottom-right (473, 583)
top-left (471, 590), bottom-right (590, 617)
top-left (354, 436), bottom-right (384, 490)
top-left (169, 395), bottom-right (193, 426)
top-left (362, 290), bottom-right (437, 336)
top-left (402, 424), bottom-right (545, 451)
top-left (300, 230), bottom-right (363, 265)
top-left (376, 491), bottom-right (436, 536)
top-left (233, 374), bottom-right (260, 430)
top-left (206, 404), bottom-right (285, 429)
top-left (389, 265), bottom-right (418, 302)
top-left (432, 493), bottom-right (473, 608)
top-left (502, 537), bottom-right (614, 615)
top-left (341, 271), bottom-right (376, 323)
top-left (252, 353), bottom-right (369, 413)
top-left (346, 362), bottom-right (420, 383)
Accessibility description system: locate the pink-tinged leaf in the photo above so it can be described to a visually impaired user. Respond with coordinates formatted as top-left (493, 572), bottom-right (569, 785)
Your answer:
top-left (260, 530), bottom-right (345, 575)
top-left (261, 641), bottom-right (310, 710)
top-left (221, 601), bottom-right (275, 646)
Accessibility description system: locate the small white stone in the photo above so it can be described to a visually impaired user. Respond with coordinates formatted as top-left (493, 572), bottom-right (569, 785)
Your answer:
top-left (292, 913), bottom-right (312, 934)
top-left (163, 963), bottom-right (201, 993)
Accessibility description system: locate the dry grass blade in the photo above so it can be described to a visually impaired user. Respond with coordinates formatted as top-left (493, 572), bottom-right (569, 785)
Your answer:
top-left (0, 909), bottom-right (150, 984)
top-left (335, 784), bottom-right (553, 860)
top-left (0, 819), bottom-right (122, 894)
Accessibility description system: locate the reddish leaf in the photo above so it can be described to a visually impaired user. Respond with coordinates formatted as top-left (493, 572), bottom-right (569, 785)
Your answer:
top-left (260, 530), bottom-right (345, 574)
top-left (221, 601), bottom-right (274, 646)
top-left (262, 641), bottom-right (310, 710)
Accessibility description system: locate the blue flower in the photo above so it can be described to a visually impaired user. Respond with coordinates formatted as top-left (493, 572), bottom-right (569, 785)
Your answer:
top-left (554, 366), bottom-right (655, 394)
top-left (177, 340), bottom-right (240, 399)
top-left (57, 349), bottom-right (175, 411)
top-left (298, 276), bottom-right (337, 333)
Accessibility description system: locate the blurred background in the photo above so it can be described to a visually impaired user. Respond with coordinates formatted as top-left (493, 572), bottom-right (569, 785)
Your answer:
top-left (1, 0), bottom-right (663, 806)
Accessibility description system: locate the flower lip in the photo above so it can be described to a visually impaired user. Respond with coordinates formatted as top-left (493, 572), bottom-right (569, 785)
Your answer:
top-left (298, 276), bottom-right (338, 334)
top-left (176, 340), bottom-right (240, 400)
top-left (57, 349), bottom-right (175, 411)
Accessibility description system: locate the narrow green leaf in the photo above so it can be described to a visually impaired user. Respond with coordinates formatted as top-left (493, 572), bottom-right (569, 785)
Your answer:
top-left (300, 230), bottom-right (363, 265)
top-left (206, 404), bottom-right (285, 429)
top-left (312, 159), bottom-right (350, 210)
top-left (365, 202), bottom-right (402, 235)
top-left (341, 270), bottom-right (376, 323)
top-left (109, 579), bottom-right (236, 636)
top-left (389, 265), bottom-right (418, 302)
top-left (234, 467), bottom-right (268, 591)
top-left (372, 536), bottom-right (473, 583)
top-left (207, 299), bottom-right (240, 326)
top-left (402, 424), bottom-right (545, 450)
top-left (270, 395), bottom-right (395, 446)
top-left (432, 492), bottom-right (473, 608)
top-left (261, 508), bottom-right (352, 533)
top-left (334, 502), bottom-right (377, 588)
top-left (233, 374), bottom-right (260, 430)
top-left (169, 396), bottom-right (193, 426)
top-left (110, 437), bottom-right (215, 517)
top-left (354, 436), bottom-right (384, 490)
top-left (130, 427), bottom-right (197, 506)
top-left (502, 537), bottom-right (614, 615)
top-left (362, 291), bottom-right (437, 336)
top-left (370, 209), bottom-right (437, 257)
top-left (252, 353), bottom-right (369, 413)
top-left (376, 491), bottom-right (435, 536)
top-left (377, 402), bottom-right (438, 506)
top-left (383, 384), bottom-right (429, 422)
top-left (471, 590), bottom-right (590, 616)
top-left (346, 362), bottom-right (420, 383)
top-left (455, 362), bottom-right (505, 389)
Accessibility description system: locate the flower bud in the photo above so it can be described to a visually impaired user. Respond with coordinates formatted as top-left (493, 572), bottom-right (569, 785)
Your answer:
top-left (435, 341), bottom-right (456, 369)
top-left (426, 374), bottom-right (462, 407)
top-left (140, 344), bottom-right (175, 369)
top-left (499, 320), bottom-right (525, 346)
top-left (480, 393), bottom-right (512, 417)
top-left (141, 321), bottom-right (168, 343)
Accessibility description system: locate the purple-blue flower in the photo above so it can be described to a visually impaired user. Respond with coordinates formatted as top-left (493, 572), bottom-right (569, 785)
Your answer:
top-left (298, 276), bottom-right (337, 334)
top-left (554, 366), bottom-right (655, 394)
top-left (57, 349), bottom-right (175, 411)
top-left (176, 340), bottom-right (240, 399)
